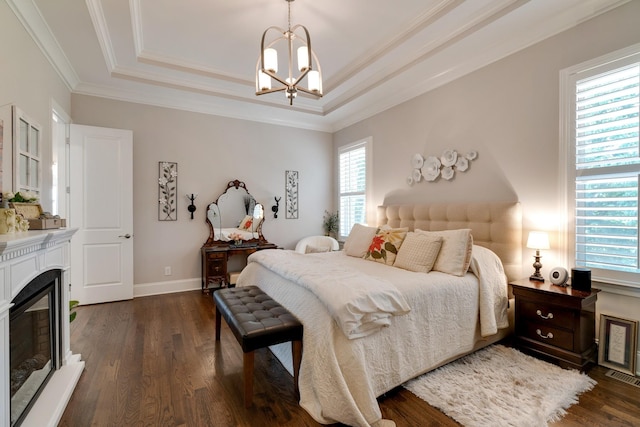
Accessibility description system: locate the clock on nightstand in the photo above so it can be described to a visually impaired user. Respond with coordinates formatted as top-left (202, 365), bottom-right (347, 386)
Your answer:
top-left (510, 278), bottom-right (600, 371)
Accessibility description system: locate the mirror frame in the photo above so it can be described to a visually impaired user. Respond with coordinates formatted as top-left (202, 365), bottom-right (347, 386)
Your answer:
top-left (204, 179), bottom-right (267, 246)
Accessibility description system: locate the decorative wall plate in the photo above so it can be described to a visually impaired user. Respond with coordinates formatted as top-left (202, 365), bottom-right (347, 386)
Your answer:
top-left (411, 153), bottom-right (424, 169)
top-left (412, 169), bottom-right (422, 183)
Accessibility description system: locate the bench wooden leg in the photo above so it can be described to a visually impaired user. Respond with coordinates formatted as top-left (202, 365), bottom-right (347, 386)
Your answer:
top-left (292, 340), bottom-right (302, 396)
top-left (243, 351), bottom-right (255, 408)
top-left (215, 306), bottom-right (221, 341)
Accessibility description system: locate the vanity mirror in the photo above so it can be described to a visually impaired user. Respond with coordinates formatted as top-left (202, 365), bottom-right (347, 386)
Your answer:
top-left (204, 179), bottom-right (267, 246)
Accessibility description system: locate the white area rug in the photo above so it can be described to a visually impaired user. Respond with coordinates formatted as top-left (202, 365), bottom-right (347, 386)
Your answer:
top-left (403, 345), bottom-right (596, 427)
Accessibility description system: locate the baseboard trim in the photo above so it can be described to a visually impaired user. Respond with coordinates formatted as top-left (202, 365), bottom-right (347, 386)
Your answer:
top-left (134, 278), bottom-right (201, 297)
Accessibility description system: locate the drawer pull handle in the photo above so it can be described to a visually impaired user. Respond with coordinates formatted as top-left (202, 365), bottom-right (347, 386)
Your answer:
top-left (536, 329), bottom-right (553, 339)
top-left (536, 309), bottom-right (553, 320)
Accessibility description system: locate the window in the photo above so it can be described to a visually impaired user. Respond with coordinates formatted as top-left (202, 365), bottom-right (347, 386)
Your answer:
top-left (12, 106), bottom-right (42, 198)
top-left (338, 138), bottom-right (372, 240)
top-left (561, 44), bottom-right (639, 288)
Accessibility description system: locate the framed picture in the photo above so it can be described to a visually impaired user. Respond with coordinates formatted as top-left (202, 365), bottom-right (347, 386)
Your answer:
top-left (158, 161), bottom-right (178, 221)
top-left (285, 170), bottom-right (298, 219)
top-left (598, 314), bottom-right (638, 375)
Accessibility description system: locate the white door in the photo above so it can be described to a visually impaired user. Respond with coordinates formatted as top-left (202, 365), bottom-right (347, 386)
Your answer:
top-left (69, 125), bottom-right (133, 305)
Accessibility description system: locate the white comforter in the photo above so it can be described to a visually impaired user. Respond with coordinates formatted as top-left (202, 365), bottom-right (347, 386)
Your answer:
top-left (237, 247), bottom-right (509, 427)
top-left (248, 250), bottom-right (411, 338)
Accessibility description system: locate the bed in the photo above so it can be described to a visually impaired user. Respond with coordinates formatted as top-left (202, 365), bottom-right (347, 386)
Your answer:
top-left (236, 201), bottom-right (522, 427)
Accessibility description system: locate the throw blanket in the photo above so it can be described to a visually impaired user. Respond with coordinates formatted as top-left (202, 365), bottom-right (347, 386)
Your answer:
top-left (248, 250), bottom-right (411, 338)
top-left (468, 245), bottom-right (510, 336)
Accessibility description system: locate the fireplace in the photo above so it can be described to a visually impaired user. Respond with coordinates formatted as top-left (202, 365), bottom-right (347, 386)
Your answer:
top-left (10, 269), bottom-right (62, 426)
top-left (0, 229), bottom-right (81, 427)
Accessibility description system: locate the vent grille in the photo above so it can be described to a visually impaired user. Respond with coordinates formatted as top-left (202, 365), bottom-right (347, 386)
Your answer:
top-left (606, 369), bottom-right (640, 388)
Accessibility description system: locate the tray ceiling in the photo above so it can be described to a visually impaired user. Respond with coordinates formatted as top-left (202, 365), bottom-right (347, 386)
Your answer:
top-left (10, 0), bottom-right (629, 131)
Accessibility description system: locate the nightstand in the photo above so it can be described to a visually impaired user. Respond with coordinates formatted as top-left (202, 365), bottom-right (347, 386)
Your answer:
top-left (511, 278), bottom-right (600, 371)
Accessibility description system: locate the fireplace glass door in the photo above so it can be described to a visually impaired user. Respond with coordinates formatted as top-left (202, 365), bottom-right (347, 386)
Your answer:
top-left (9, 270), bottom-right (60, 426)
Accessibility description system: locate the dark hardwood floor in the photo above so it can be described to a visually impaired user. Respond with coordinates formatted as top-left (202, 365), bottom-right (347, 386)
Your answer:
top-left (59, 290), bottom-right (640, 427)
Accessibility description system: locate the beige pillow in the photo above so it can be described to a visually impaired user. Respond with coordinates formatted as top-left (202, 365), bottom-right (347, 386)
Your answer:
top-left (393, 232), bottom-right (443, 273)
top-left (416, 228), bottom-right (473, 276)
top-left (364, 227), bottom-right (408, 266)
top-left (344, 224), bottom-right (378, 257)
top-left (305, 244), bottom-right (331, 254)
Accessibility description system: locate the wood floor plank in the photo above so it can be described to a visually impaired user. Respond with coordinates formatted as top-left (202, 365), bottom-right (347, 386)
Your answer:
top-left (58, 290), bottom-right (640, 427)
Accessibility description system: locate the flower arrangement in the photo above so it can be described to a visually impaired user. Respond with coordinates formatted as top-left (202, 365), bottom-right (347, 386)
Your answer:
top-left (3, 191), bottom-right (39, 203)
top-left (228, 232), bottom-right (243, 245)
top-left (323, 210), bottom-right (339, 236)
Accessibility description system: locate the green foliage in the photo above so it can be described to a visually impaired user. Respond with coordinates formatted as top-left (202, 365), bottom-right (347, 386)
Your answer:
top-left (69, 300), bottom-right (79, 323)
top-left (323, 210), bottom-right (339, 235)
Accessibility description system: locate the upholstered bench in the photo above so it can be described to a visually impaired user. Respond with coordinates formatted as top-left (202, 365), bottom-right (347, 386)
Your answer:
top-left (213, 286), bottom-right (303, 407)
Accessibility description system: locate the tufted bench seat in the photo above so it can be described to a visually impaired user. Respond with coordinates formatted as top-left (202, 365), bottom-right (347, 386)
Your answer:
top-left (213, 286), bottom-right (303, 407)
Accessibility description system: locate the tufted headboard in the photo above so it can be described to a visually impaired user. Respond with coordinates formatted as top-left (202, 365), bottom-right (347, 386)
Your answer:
top-left (377, 202), bottom-right (522, 281)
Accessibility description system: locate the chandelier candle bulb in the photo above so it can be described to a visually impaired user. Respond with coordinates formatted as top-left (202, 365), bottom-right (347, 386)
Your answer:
top-left (264, 48), bottom-right (278, 73)
top-left (308, 70), bottom-right (320, 92)
top-left (297, 46), bottom-right (309, 71)
top-left (258, 71), bottom-right (271, 90)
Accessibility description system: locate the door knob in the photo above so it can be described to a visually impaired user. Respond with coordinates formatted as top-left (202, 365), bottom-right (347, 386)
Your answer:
top-left (119, 233), bottom-right (132, 239)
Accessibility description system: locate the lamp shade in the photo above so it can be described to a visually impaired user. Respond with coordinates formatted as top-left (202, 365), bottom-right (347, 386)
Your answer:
top-left (527, 231), bottom-right (550, 250)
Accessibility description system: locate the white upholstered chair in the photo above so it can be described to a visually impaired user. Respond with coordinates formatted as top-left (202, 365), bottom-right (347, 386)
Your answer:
top-left (294, 235), bottom-right (340, 253)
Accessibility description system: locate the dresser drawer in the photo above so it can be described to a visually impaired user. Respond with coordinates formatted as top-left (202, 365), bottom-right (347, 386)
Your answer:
top-left (207, 258), bottom-right (225, 274)
top-left (521, 321), bottom-right (575, 352)
top-left (518, 300), bottom-right (575, 330)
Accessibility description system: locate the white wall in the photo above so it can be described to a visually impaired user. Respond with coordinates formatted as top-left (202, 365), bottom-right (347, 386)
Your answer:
top-left (333, 1), bottom-right (640, 374)
top-left (70, 95), bottom-right (333, 292)
top-left (0, 1), bottom-right (71, 201)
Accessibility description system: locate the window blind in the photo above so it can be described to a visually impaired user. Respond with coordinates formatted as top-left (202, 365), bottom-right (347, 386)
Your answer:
top-left (339, 143), bottom-right (367, 239)
top-left (575, 63), bottom-right (640, 274)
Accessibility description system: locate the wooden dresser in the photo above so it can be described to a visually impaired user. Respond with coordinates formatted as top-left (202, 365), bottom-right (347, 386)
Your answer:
top-left (511, 278), bottom-right (600, 371)
top-left (201, 243), bottom-right (277, 293)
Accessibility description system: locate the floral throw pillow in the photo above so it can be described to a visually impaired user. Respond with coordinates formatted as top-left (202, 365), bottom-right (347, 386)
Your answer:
top-left (238, 215), bottom-right (253, 231)
top-left (364, 227), bottom-right (408, 265)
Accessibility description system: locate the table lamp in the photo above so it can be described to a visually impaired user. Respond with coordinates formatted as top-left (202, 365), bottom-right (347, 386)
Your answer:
top-left (527, 231), bottom-right (550, 282)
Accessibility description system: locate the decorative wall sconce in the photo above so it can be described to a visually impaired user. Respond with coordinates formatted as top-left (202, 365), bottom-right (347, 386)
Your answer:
top-left (272, 196), bottom-right (281, 218)
top-left (186, 193), bottom-right (197, 220)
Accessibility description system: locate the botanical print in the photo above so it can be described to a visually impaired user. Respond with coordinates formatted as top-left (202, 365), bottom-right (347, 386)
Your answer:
top-left (285, 170), bottom-right (298, 219)
top-left (158, 161), bottom-right (178, 221)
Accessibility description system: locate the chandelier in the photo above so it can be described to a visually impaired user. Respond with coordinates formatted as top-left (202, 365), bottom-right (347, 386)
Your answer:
top-left (255, 0), bottom-right (323, 105)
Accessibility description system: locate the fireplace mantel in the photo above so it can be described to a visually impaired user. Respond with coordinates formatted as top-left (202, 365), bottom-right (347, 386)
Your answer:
top-left (1, 229), bottom-right (82, 427)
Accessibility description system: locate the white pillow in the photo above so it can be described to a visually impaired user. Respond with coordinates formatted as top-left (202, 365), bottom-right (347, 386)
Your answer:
top-left (305, 244), bottom-right (332, 254)
top-left (393, 232), bottom-right (443, 273)
top-left (344, 224), bottom-right (378, 257)
top-left (416, 228), bottom-right (473, 276)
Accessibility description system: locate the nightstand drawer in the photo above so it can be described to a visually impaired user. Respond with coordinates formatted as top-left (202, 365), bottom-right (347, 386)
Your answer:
top-left (522, 322), bottom-right (574, 352)
top-left (518, 300), bottom-right (575, 330)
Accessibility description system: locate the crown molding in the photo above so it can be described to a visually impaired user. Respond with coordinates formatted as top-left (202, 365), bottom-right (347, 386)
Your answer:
top-left (6, 0), bottom-right (80, 91)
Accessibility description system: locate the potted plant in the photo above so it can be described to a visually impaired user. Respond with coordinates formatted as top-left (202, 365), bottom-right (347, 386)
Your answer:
top-left (323, 210), bottom-right (339, 237)
top-left (69, 300), bottom-right (79, 322)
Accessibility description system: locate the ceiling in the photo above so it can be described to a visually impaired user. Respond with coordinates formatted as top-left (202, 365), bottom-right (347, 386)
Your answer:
top-left (10, 0), bottom-right (628, 132)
